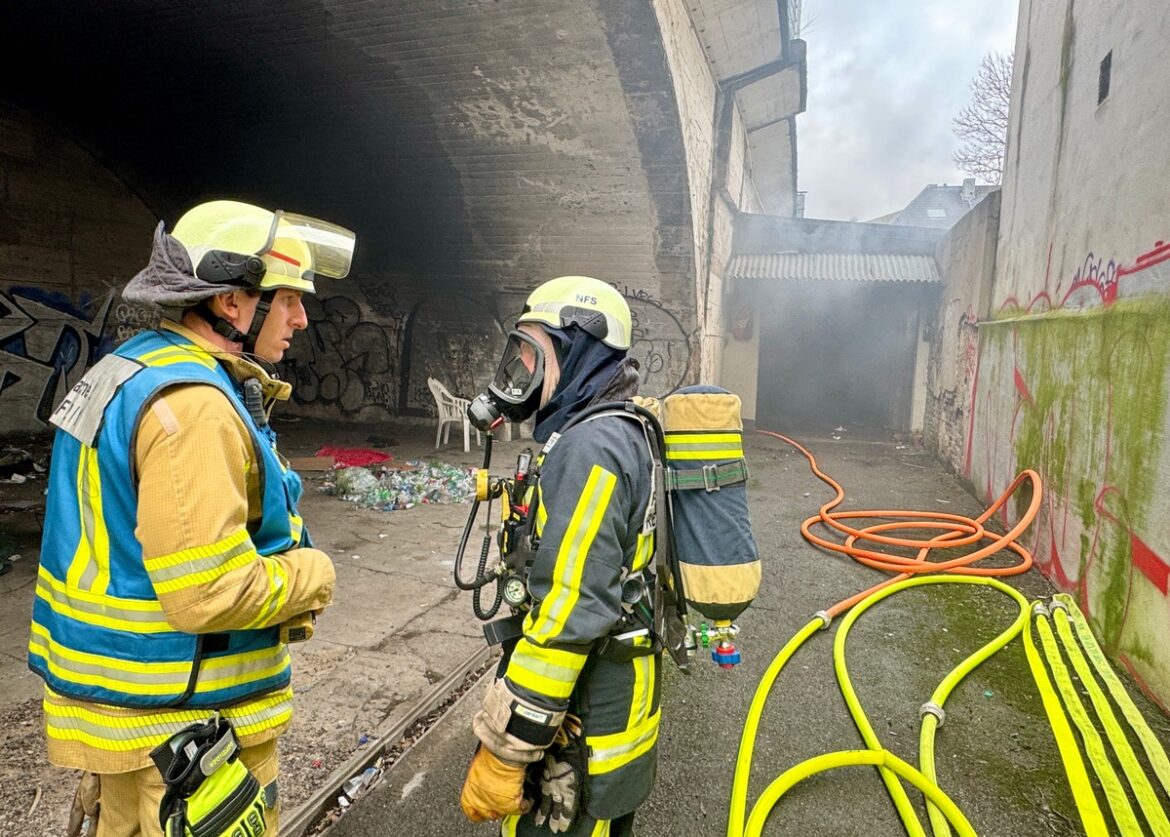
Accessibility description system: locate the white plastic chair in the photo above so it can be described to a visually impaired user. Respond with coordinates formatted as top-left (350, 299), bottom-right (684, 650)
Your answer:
top-left (427, 377), bottom-right (481, 452)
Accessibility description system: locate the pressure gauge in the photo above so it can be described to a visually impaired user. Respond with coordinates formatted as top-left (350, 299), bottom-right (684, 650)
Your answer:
top-left (503, 576), bottom-right (529, 606)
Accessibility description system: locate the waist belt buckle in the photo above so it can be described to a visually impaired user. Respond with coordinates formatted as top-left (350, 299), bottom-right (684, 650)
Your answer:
top-left (702, 463), bottom-right (721, 492)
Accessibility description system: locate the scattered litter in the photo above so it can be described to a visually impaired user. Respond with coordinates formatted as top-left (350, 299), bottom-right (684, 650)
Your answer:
top-left (324, 462), bottom-right (475, 511)
top-left (834, 426), bottom-right (847, 433)
top-left (4, 473), bottom-right (27, 484)
top-left (357, 733), bottom-right (370, 747)
top-left (337, 795), bottom-right (350, 809)
top-left (343, 766), bottom-right (382, 801)
top-left (315, 446), bottom-right (392, 468)
top-left (802, 492), bottom-right (811, 498)
top-left (311, 758), bottom-right (323, 769)
top-left (983, 690), bottom-right (995, 698)
top-left (378, 533), bottom-right (387, 539)
top-left (935, 498), bottom-right (951, 505)
top-left (831, 435), bottom-right (842, 441)
top-left (351, 554), bottom-right (360, 560)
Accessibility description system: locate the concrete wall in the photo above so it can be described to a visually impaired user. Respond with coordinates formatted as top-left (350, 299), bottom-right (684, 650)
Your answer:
top-left (653, 0), bottom-right (719, 385)
top-left (0, 103), bottom-right (155, 434)
top-left (925, 191), bottom-right (1000, 472)
top-left (967, 0), bottom-right (1170, 708)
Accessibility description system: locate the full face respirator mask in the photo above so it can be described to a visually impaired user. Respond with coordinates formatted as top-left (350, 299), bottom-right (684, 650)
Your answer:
top-left (467, 329), bottom-right (546, 432)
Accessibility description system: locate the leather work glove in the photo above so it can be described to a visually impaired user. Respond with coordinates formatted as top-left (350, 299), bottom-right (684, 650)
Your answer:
top-left (534, 752), bottom-right (579, 833)
top-left (66, 772), bottom-right (100, 837)
top-left (460, 746), bottom-right (532, 822)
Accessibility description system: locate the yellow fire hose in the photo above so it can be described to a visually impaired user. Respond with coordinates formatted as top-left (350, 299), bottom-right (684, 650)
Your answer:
top-left (729, 432), bottom-right (1170, 837)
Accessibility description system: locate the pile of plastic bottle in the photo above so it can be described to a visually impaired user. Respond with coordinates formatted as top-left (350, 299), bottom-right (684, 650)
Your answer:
top-left (324, 462), bottom-right (476, 511)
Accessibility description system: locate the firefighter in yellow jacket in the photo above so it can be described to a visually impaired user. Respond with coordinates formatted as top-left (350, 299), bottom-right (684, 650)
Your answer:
top-left (461, 277), bottom-right (659, 837)
top-left (29, 200), bottom-right (355, 836)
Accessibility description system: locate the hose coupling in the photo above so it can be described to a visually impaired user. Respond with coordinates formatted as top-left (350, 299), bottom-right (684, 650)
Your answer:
top-left (920, 702), bottom-right (946, 726)
top-left (1031, 601), bottom-right (1049, 618)
top-left (814, 610), bottom-right (832, 630)
top-left (1048, 598), bottom-right (1070, 615)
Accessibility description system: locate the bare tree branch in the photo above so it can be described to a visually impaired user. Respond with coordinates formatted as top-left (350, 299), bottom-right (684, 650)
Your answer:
top-left (953, 50), bottom-right (1014, 184)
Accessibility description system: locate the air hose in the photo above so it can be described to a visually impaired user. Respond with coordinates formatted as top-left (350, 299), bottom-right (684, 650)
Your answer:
top-left (729, 432), bottom-right (1044, 837)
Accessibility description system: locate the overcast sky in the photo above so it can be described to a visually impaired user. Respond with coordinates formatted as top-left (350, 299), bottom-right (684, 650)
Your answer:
top-left (796, 0), bottom-right (1019, 221)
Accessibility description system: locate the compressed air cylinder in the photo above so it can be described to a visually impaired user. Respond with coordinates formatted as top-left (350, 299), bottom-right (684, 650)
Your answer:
top-left (661, 385), bottom-right (761, 621)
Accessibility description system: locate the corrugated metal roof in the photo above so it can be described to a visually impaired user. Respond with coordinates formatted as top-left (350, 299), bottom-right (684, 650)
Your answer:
top-left (728, 252), bottom-right (940, 283)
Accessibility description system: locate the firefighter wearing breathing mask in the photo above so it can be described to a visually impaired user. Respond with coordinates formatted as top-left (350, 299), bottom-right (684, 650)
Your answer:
top-left (460, 276), bottom-right (659, 837)
top-left (28, 200), bottom-right (355, 836)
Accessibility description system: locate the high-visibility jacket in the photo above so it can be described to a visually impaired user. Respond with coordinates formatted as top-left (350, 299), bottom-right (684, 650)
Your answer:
top-left (503, 412), bottom-right (661, 820)
top-left (30, 327), bottom-right (306, 709)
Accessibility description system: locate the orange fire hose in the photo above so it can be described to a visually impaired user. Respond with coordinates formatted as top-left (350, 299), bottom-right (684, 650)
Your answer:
top-left (756, 430), bottom-right (1041, 618)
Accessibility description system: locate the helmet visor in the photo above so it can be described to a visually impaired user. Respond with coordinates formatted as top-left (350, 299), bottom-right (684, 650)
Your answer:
top-left (489, 330), bottom-right (545, 410)
top-left (264, 211), bottom-right (356, 279)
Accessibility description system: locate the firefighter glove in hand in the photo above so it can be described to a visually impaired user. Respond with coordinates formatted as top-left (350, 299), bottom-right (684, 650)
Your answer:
top-left (66, 772), bottom-right (100, 837)
top-left (534, 752), bottom-right (579, 833)
top-left (460, 746), bottom-right (532, 822)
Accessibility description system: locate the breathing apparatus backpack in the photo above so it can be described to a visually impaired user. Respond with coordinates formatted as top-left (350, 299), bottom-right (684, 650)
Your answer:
top-left (636, 385), bottom-right (761, 668)
top-left (453, 385), bottom-right (760, 670)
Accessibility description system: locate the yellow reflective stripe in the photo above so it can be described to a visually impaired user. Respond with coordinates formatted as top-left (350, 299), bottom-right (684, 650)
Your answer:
top-left (145, 529), bottom-right (259, 594)
top-left (627, 653), bottom-right (654, 728)
top-left (536, 487), bottom-right (548, 536)
top-left (501, 815), bottom-right (520, 837)
top-left (665, 448), bottom-right (744, 460)
top-left (67, 445), bottom-right (111, 595)
top-left (664, 433), bottom-right (742, 444)
top-left (587, 710), bottom-right (660, 775)
top-left (31, 621), bottom-right (289, 698)
top-left (289, 512), bottom-right (304, 543)
top-left (29, 624), bottom-right (190, 694)
top-left (592, 820), bottom-right (611, 837)
top-left (665, 434), bottom-right (744, 459)
top-left (43, 687), bottom-right (293, 751)
top-left (505, 639), bottom-right (588, 701)
top-left (195, 645), bottom-right (291, 692)
top-left (632, 531), bottom-right (654, 572)
top-left (138, 344), bottom-right (216, 369)
top-left (244, 558), bottom-right (290, 630)
top-left (35, 566), bottom-right (171, 633)
top-left (530, 466), bottom-right (617, 643)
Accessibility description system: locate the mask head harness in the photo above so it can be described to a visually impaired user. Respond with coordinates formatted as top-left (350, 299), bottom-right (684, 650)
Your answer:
top-left (467, 276), bottom-right (632, 432)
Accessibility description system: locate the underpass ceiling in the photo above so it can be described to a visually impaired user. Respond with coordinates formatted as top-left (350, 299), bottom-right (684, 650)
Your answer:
top-left (0, 0), bottom-right (693, 297)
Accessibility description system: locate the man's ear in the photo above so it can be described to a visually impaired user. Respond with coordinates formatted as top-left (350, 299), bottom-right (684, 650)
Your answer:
top-left (208, 290), bottom-right (244, 322)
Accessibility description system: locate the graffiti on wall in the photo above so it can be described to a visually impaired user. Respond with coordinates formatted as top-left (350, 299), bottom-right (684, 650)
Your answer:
top-left (969, 239), bottom-right (1170, 709)
top-left (110, 300), bottom-right (158, 342)
top-left (279, 294), bottom-right (403, 415)
top-left (399, 287), bottom-right (694, 416)
top-left (0, 287), bottom-right (113, 428)
top-left (617, 286), bottom-right (693, 397)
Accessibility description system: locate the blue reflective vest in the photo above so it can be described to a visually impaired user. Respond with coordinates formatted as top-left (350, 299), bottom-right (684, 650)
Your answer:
top-left (29, 329), bottom-right (304, 708)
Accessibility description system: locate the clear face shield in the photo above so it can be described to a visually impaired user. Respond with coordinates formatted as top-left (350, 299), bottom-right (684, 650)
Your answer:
top-left (468, 330), bottom-right (546, 431)
top-left (260, 211), bottom-right (356, 280)
top-left (179, 202), bottom-right (356, 289)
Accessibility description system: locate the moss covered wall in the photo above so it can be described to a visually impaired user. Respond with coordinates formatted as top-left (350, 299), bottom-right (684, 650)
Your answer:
top-left (969, 271), bottom-right (1170, 709)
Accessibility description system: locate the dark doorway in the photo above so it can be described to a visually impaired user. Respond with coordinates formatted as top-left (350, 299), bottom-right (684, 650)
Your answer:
top-left (755, 279), bottom-right (935, 434)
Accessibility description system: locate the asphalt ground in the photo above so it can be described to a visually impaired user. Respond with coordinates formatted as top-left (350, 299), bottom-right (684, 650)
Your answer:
top-left (327, 429), bottom-right (1170, 837)
top-left (5, 423), bottom-right (1170, 835)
